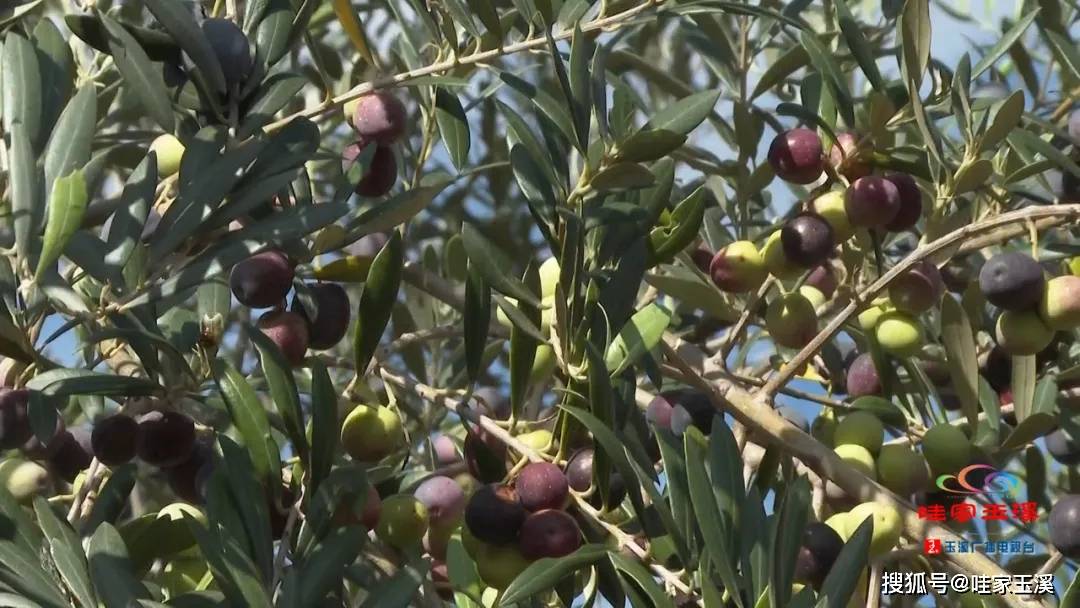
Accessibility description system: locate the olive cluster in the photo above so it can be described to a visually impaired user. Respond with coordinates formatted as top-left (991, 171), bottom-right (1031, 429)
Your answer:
top-left (341, 92), bottom-right (408, 197)
top-left (229, 249), bottom-right (352, 367)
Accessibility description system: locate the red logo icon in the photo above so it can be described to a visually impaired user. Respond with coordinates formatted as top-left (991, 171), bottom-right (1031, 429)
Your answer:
top-left (924, 539), bottom-right (942, 555)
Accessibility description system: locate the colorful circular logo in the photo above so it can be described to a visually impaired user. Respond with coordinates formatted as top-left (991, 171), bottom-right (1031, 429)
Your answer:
top-left (935, 464), bottom-right (1022, 494)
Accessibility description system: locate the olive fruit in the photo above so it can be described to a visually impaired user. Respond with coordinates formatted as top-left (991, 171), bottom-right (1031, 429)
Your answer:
top-left (292, 282), bottom-right (351, 350)
top-left (351, 91), bottom-right (408, 144)
top-left (888, 260), bottom-right (944, 314)
top-left (849, 501), bottom-right (903, 556)
top-left (463, 429), bottom-right (507, 483)
top-left (464, 484), bottom-right (526, 545)
top-left (709, 240), bottom-right (767, 293)
top-left (1046, 428), bottom-right (1080, 465)
top-left (978, 252), bottom-right (1045, 312)
top-left (1048, 494), bottom-right (1080, 558)
top-left (845, 353), bottom-right (881, 398)
top-left (201, 18), bottom-right (252, 88)
top-left (874, 311), bottom-right (923, 358)
top-left (884, 173), bottom-right (922, 231)
top-left (876, 444), bottom-right (930, 497)
top-left (136, 410), bottom-right (196, 468)
top-left (518, 509), bottom-right (582, 559)
top-left (805, 264), bottom-right (838, 298)
top-left (768, 128), bottom-right (824, 184)
top-left (229, 250), bottom-right (295, 308)
top-left (340, 404), bottom-right (402, 462)
top-left (833, 411), bottom-right (884, 455)
top-left (0, 389), bottom-right (31, 450)
top-left (413, 476), bottom-right (466, 527)
top-left (762, 230), bottom-right (804, 280)
top-left (765, 292), bottom-right (818, 349)
top-left (995, 310), bottom-right (1055, 356)
top-left (257, 310), bottom-right (310, 367)
top-left (922, 424), bottom-right (971, 476)
top-left (376, 495), bottom-right (429, 549)
top-left (342, 140), bottom-right (398, 197)
top-left (48, 428), bottom-right (93, 482)
top-left (794, 522), bottom-right (845, 589)
top-left (431, 434), bottom-right (460, 465)
top-left (827, 132), bottom-right (871, 181)
top-left (1039, 275), bottom-right (1080, 330)
top-left (844, 176), bottom-right (900, 229)
top-left (781, 212), bottom-right (834, 268)
top-left (0, 459), bottom-right (51, 503)
top-left (809, 191), bottom-right (854, 242)
top-left (834, 444), bottom-right (877, 480)
top-left (645, 395), bottom-right (674, 429)
top-left (150, 134), bottom-right (185, 178)
top-left (515, 462), bottom-right (569, 512)
top-left (91, 414), bottom-right (139, 466)
top-left (474, 543), bottom-right (531, 589)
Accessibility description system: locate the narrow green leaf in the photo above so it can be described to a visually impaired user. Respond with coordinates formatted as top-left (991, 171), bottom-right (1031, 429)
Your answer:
top-left (608, 552), bottom-right (673, 608)
top-left (104, 154), bottom-right (157, 273)
top-left (0, 540), bottom-right (69, 608)
top-left (88, 524), bottom-right (149, 608)
top-left (685, 427), bottom-right (744, 608)
top-left (1043, 29), bottom-right (1080, 83)
top-left (1010, 129), bottom-right (1080, 180)
top-left (211, 359), bottom-right (281, 485)
top-left (898, 0), bottom-right (931, 87)
top-left (591, 162), bottom-right (655, 191)
top-left (643, 271), bottom-right (740, 322)
top-left (461, 223), bottom-right (542, 306)
top-left (464, 264), bottom-right (491, 384)
top-left (143, 0), bottom-right (227, 94)
top-left (1001, 413), bottom-right (1056, 450)
top-left (308, 360), bottom-right (338, 494)
top-left (604, 302), bottom-right (673, 376)
top-left (834, 0), bottom-right (885, 90)
top-left (434, 87), bottom-right (470, 171)
top-left (247, 323), bottom-right (306, 461)
top-left (751, 46), bottom-right (809, 100)
top-left (356, 559), bottom-right (426, 608)
top-left (43, 86), bottom-right (96, 199)
top-left (82, 465), bottom-right (136, 535)
top-left (354, 231), bottom-right (403, 373)
top-left (815, 519), bottom-right (871, 608)
top-left (979, 90), bottom-right (1024, 153)
top-left (345, 182), bottom-right (448, 237)
top-left (501, 545), bottom-right (608, 604)
top-left (849, 396), bottom-right (907, 428)
top-left (509, 145), bottom-right (557, 243)
top-left (800, 30), bottom-right (855, 127)
top-left (33, 498), bottom-right (96, 608)
top-left (8, 122), bottom-right (41, 272)
top-left (35, 170), bottom-right (88, 279)
top-left (644, 89), bottom-right (720, 136)
top-left (1011, 354), bottom-right (1036, 422)
top-left (25, 369), bottom-right (160, 397)
top-left (237, 72), bottom-right (306, 138)
top-left (293, 526), bottom-right (365, 604)
top-left (98, 11), bottom-right (174, 132)
top-left (446, 535), bottom-right (483, 608)
top-left (216, 436), bottom-right (275, 582)
top-left (972, 8), bottom-right (1039, 78)
top-left (509, 263), bottom-right (541, 419)
top-left (1, 32), bottom-right (42, 148)
top-left (613, 129), bottom-right (687, 163)
top-left (769, 477), bottom-right (812, 608)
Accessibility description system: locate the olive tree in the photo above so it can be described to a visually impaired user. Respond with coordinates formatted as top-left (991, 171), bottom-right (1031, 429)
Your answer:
top-left (0, 0), bottom-right (1079, 606)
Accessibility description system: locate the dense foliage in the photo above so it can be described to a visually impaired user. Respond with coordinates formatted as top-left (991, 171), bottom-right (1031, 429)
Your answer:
top-left (2, 0), bottom-right (1080, 606)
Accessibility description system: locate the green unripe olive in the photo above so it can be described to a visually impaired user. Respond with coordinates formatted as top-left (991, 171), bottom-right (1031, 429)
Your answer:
top-left (709, 240), bottom-right (768, 293)
top-left (150, 134), bottom-right (185, 178)
top-left (799, 285), bottom-right (827, 310)
top-left (539, 257), bottom-right (560, 300)
top-left (874, 311), bottom-right (923, 357)
top-left (766, 292), bottom-right (818, 349)
top-left (849, 501), bottom-right (903, 556)
top-left (876, 444), bottom-right (930, 496)
top-left (474, 542), bottom-right (532, 590)
top-left (809, 190), bottom-right (855, 241)
top-left (833, 444), bottom-right (877, 480)
top-left (857, 298), bottom-right (893, 332)
top-left (833, 411), bottom-right (884, 455)
top-left (517, 429), bottom-right (553, 451)
top-left (0, 458), bottom-right (51, 503)
top-left (1039, 276), bottom-right (1080, 330)
top-left (376, 494), bottom-right (429, 549)
top-left (762, 230), bottom-right (803, 280)
top-left (496, 297), bottom-right (554, 336)
top-left (340, 404), bottom-right (402, 462)
top-left (995, 310), bottom-right (1055, 356)
top-left (530, 344), bottom-right (557, 386)
top-left (824, 511), bottom-right (857, 541)
top-left (922, 424), bottom-right (971, 477)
